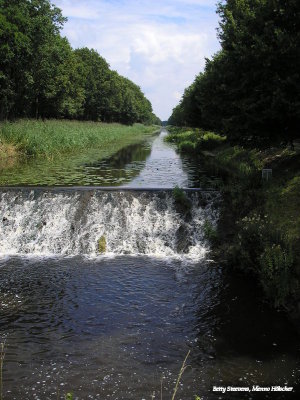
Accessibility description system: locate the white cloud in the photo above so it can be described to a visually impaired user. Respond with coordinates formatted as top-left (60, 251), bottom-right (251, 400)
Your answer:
top-left (55, 0), bottom-right (220, 120)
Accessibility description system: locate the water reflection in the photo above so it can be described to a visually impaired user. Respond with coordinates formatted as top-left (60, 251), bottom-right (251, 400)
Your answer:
top-left (0, 129), bottom-right (216, 187)
top-left (127, 129), bottom-right (190, 188)
top-left (83, 142), bottom-right (152, 185)
top-left (0, 133), bottom-right (156, 186)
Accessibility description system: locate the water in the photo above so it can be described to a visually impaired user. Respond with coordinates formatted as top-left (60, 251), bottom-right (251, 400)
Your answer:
top-left (0, 190), bottom-right (218, 259)
top-left (1, 256), bottom-right (299, 399)
top-left (0, 129), bottom-right (299, 399)
top-left (126, 130), bottom-right (189, 187)
top-left (0, 129), bottom-right (214, 188)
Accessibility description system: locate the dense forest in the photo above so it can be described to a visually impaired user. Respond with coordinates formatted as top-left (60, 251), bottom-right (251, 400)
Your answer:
top-left (169, 0), bottom-right (300, 148)
top-left (0, 0), bottom-right (160, 125)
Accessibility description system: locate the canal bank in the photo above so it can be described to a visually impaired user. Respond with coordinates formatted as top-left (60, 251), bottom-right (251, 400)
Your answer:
top-left (1, 188), bottom-right (300, 399)
top-left (166, 126), bottom-right (300, 330)
top-left (0, 128), bottom-right (299, 399)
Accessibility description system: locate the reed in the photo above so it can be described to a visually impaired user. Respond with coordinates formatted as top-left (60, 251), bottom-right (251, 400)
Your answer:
top-left (171, 350), bottom-right (191, 400)
top-left (0, 120), bottom-right (157, 159)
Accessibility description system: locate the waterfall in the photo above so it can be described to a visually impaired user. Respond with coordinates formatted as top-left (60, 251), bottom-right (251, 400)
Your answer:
top-left (0, 189), bottom-right (219, 260)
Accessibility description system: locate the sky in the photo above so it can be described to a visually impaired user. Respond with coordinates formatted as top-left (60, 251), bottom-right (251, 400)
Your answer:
top-left (55, 0), bottom-right (221, 120)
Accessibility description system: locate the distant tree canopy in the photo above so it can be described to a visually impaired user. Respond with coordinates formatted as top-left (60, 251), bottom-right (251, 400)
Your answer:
top-left (0, 0), bottom-right (160, 125)
top-left (169, 0), bottom-right (300, 147)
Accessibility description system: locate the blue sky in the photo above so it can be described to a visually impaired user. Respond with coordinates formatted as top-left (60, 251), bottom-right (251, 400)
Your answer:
top-left (55, 0), bottom-right (220, 120)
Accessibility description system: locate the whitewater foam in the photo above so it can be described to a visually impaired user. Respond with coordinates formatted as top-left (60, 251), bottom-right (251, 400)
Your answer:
top-left (0, 189), bottom-right (219, 261)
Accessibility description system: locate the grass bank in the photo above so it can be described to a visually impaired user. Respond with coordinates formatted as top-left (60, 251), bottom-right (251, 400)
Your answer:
top-left (0, 120), bottom-right (158, 161)
top-left (167, 126), bottom-right (300, 325)
top-left (165, 126), bottom-right (226, 153)
top-left (0, 142), bottom-right (19, 169)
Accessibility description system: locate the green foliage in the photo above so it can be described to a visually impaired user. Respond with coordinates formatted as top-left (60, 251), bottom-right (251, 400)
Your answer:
top-left (166, 127), bottom-right (226, 155)
top-left (0, 0), bottom-right (160, 124)
top-left (166, 129), bottom-right (196, 144)
top-left (225, 199), bottom-right (298, 308)
top-left (207, 144), bottom-right (300, 309)
top-left (65, 393), bottom-right (73, 400)
top-left (172, 186), bottom-right (191, 212)
top-left (178, 140), bottom-right (196, 153)
top-left (173, 186), bottom-right (186, 202)
top-left (73, 48), bottom-right (159, 125)
top-left (0, 119), bottom-right (156, 158)
top-left (213, 146), bottom-right (263, 184)
top-left (234, 213), bottom-right (271, 270)
top-left (201, 132), bottom-right (226, 149)
top-left (259, 242), bottom-right (295, 307)
top-left (266, 175), bottom-right (300, 241)
top-left (203, 220), bottom-right (218, 243)
top-left (98, 235), bottom-right (106, 254)
top-left (169, 0), bottom-right (300, 147)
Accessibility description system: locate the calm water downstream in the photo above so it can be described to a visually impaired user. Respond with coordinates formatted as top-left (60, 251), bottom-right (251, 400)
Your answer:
top-left (1, 256), bottom-right (299, 399)
top-left (0, 129), bottom-right (299, 399)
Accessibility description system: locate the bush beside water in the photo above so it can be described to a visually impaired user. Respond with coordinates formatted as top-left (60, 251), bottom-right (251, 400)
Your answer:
top-left (217, 149), bottom-right (300, 311)
top-left (168, 126), bottom-right (300, 315)
top-left (165, 127), bottom-right (226, 154)
top-left (172, 186), bottom-right (192, 214)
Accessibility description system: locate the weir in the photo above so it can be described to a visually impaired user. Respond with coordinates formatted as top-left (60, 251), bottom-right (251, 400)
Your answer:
top-left (0, 186), bottom-right (217, 192)
top-left (0, 187), bottom-right (220, 259)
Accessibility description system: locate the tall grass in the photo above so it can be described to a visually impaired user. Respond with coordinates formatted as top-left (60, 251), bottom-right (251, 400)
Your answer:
top-left (165, 127), bottom-right (226, 153)
top-left (0, 120), bottom-right (157, 159)
top-left (171, 350), bottom-right (191, 400)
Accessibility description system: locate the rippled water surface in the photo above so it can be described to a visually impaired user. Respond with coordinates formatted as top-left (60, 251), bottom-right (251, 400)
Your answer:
top-left (0, 128), bottom-right (299, 399)
top-left (0, 256), bottom-right (299, 400)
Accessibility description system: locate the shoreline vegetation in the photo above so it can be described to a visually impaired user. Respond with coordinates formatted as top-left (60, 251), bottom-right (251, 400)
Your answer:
top-left (0, 0), bottom-right (161, 173)
top-left (166, 126), bottom-right (300, 328)
top-left (0, 2), bottom-right (160, 126)
top-left (0, 119), bottom-right (159, 168)
top-left (167, 0), bottom-right (299, 328)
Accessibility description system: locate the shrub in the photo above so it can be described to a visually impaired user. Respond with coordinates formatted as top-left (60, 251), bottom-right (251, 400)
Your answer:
top-left (203, 220), bottom-right (218, 243)
top-left (200, 132), bottom-right (226, 150)
top-left (259, 242), bottom-right (295, 307)
top-left (172, 186), bottom-right (192, 212)
top-left (178, 140), bottom-right (195, 153)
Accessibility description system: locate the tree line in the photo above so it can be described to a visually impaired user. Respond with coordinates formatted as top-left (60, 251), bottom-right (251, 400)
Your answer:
top-left (0, 0), bottom-right (160, 125)
top-left (169, 0), bottom-right (300, 147)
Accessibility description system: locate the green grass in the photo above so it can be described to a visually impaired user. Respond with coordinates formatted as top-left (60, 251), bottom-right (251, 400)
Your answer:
top-left (165, 127), bottom-right (226, 153)
top-left (203, 143), bottom-right (300, 309)
top-left (168, 125), bottom-right (300, 310)
top-left (0, 119), bottom-right (157, 159)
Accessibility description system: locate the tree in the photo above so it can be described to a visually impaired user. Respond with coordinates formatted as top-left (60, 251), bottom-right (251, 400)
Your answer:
top-left (170, 0), bottom-right (300, 147)
top-left (0, 0), bottom-right (159, 124)
top-left (74, 48), bottom-right (111, 121)
top-left (0, 0), bottom-right (32, 118)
